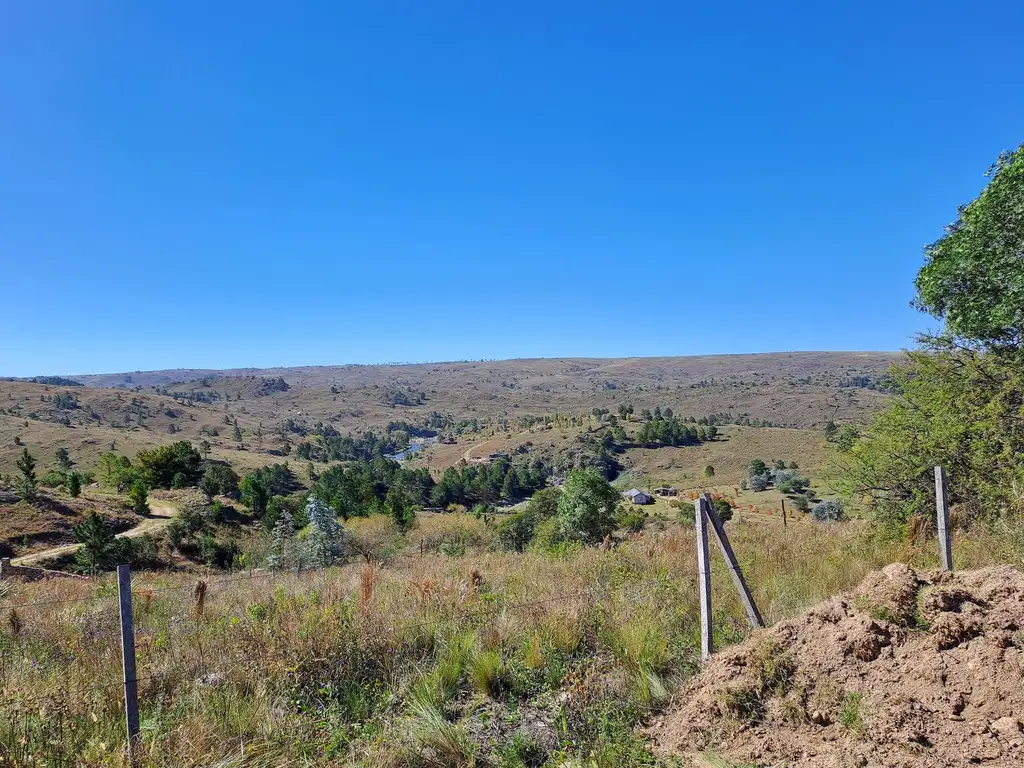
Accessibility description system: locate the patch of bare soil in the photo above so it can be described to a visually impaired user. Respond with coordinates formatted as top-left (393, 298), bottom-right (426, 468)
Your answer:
top-left (648, 564), bottom-right (1024, 767)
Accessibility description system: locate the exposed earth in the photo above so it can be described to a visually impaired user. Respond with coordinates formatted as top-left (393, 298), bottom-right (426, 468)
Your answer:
top-left (649, 564), bottom-right (1024, 767)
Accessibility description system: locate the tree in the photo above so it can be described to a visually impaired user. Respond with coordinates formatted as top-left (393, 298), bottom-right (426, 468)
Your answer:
top-left (557, 468), bottom-right (620, 545)
top-left (494, 486), bottom-right (561, 552)
top-left (838, 146), bottom-right (1024, 530)
top-left (810, 499), bottom-right (845, 522)
top-left (703, 465), bottom-right (715, 478)
top-left (200, 439), bottom-right (212, 458)
top-left (54, 447), bottom-right (74, 472)
top-left (240, 473), bottom-right (270, 518)
top-left (73, 511), bottom-right (119, 574)
top-left (136, 441), bottom-right (203, 489)
top-left (712, 497), bottom-right (734, 522)
top-left (266, 507), bottom-right (298, 571)
top-left (66, 471), bottom-right (82, 498)
top-left (128, 481), bottom-right (149, 515)
top-left (387, 486), bottom-right (415, 532)
top-left (304, 497), bottom-right (348, 568)
top-left (749, 473), bottom-right (770, 492)
top-left (199, 463), bottom-right (239, 500)
top-left (15, 448), bottom-right (37, 502)
top-left (914, 144), bottom-right (1024, 351)
top-left (233, 424), bottom-right (243, 442)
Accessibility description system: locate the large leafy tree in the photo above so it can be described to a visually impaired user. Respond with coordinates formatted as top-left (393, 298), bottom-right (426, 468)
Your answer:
top-left (915, 144), bottom-right (1024, 351)
top-left (136, 441), bottom-right (203, 489)
top-left (841, 143), bottom-right (1024, 529)
top-left (557, 468), bottom-right (620, 545)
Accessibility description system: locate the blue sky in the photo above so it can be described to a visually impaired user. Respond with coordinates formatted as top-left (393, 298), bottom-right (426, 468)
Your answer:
top-left (2, 1), bottom-right (1022, 376)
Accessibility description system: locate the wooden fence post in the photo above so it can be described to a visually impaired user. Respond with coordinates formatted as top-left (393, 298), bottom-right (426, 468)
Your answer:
top-left (934, 466), bottom-right (953, 571)
top-left (781, 497), bottom-right (787, 527)
top-left (702, 493), bottom-right (764, 629)
top-left (117, 564), bottom-right (141, 763)
top-left (694, 497), bottom-right (713, 661)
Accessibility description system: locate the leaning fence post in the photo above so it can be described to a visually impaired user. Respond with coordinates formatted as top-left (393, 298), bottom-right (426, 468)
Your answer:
top-left (702, 493), bottom-right (764, 629)
top-left (694, 496), bottom-right (713, 661)
top-left (934, 466), bottom-right (953, 571)
top-left (781, 497), bottom-right (787, 528)
top-left (117, 564), bottom-right (141, 763)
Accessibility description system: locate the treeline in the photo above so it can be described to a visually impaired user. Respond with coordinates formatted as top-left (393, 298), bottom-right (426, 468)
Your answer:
top-left (431, 455), bottom-right (550, 508)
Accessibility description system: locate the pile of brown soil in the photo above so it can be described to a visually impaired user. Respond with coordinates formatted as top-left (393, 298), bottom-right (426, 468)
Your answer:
top-left (649, 564), bottom-right (1024, 767)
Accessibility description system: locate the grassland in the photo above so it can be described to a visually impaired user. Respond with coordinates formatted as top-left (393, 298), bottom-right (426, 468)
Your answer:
top-left (3, 509), bottom-right (1020, 767)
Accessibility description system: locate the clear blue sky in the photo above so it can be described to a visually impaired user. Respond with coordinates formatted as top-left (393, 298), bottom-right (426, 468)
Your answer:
top-left (2, 1), bottom-right (1022, 377)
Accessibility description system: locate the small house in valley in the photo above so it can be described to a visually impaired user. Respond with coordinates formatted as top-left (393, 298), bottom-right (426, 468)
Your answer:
top-left (623, 488), bottom-right (653, 505)
top-left (652, 486), bottom-right (678, 497)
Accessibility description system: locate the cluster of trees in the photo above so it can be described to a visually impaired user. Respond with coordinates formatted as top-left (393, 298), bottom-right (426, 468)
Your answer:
top-left (38, 448), bottom-right (88, 498)
top-left (494, 469), bottom-right (626, 552)
top-left (294, 422), bottom-right (420, 463)
top-left (381, 387), bottom-right (425, 406)
top-left (265, 497), bottom-right (349, 571)
top-left (742, 459), bottom-right (811, 496)
top-left (71, 511), bottom-right (159, 574)
top-left (308, 459), bottom-right (432, 525)
top-left (839, 143), bottom-right (1024, 531)
top-left (431, 456), bottom-right (549, 508)
top-left (635, 416), bottom-right (717, 447)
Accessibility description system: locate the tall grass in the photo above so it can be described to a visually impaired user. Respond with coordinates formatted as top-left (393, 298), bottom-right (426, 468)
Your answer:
top-left (0, 513), bottom-right (1019, 766)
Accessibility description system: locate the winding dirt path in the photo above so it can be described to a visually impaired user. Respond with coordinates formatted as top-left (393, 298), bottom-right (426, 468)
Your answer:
top-left (10, 502), bottom-right (177, 566)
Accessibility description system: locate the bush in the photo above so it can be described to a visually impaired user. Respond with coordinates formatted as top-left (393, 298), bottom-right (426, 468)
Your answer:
top-left (619, 508), bottom-right (646, 533)
top-left (749, 474), bottom-right (770, 492)
top-left (791, 495), bottom-right (810, 513)
top-left (494, 487), bottom-right (561, 552)
top-left (810, 499), bottom-right (845, 522)
top-left (38, 470), bottom-right (66, 488)
top-left (713, 497), bottom-right (734, 522)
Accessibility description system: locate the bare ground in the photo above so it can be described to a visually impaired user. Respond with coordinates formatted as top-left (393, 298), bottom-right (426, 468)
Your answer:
top-left (648, 564), bottom-right (1024, 768)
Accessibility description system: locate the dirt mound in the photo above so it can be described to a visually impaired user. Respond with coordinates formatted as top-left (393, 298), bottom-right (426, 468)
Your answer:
top-left (649, 564), bottom-right (1024, 767)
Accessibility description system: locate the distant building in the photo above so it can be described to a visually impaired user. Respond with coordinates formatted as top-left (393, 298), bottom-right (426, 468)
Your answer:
top-left (623, 488), bottom-right (653, 505)
top-left (653, 486), bottom-right (678, 497)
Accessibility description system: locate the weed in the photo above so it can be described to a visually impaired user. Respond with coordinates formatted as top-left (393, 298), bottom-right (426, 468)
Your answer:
top-left (840, 691), bottom-right (864, 731)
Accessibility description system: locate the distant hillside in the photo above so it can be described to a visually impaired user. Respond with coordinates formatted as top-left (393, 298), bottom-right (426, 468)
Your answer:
top-left (1, 353), bottom-right (901, 478)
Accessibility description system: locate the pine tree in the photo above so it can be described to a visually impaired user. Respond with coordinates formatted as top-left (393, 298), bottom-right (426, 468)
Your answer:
top-left (73, 511), bottom-right (118, 574)
top-left (67, 471), bottom-right (82, 498)
top-left (54, 447), bottom-right (74, 471)
top-left (266, 508), bottom-right (297, 571)
top-left (304, 497), bottom-right (347, 568)
top-left (128, 481), bottom-right (149, 515)
top-left (15, 448), bottom-right (37, 502)
top-left (233, 424), bottom-right (243, 442)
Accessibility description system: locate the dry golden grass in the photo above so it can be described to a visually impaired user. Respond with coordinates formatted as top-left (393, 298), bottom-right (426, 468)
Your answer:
top-left (3, 508), bottom-right (1008, 767)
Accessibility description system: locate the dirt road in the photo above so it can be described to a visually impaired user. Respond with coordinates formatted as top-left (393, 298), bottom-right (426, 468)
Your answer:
top-left (10, 502), bottom-right (177, 566)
